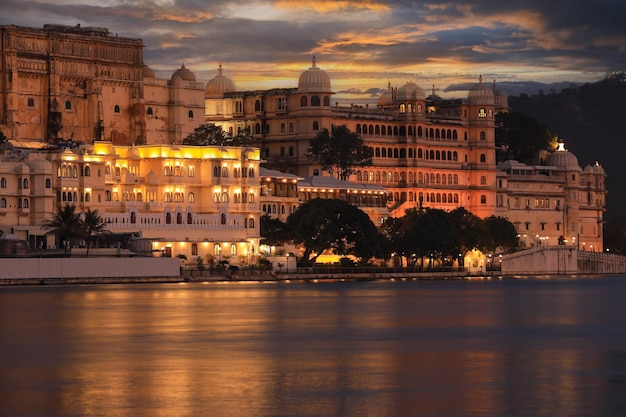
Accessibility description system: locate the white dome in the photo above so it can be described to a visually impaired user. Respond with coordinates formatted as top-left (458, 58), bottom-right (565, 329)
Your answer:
top-left (28, 156), bottom-right (52, 173)
top-left (171, 64), bottom-right (196, 82)
top-left (545, 142), bottom-right (581, 171)
top-left (468, 75), bottom-right (494, 105)
top-left (205, 63), bottom-right (236, 99)
top-left (377, 82), bottom-right (394, 107)
top-left (397, 81), bottom-right (425, 101)
top-left (298, 56), bottom-right (331, 93)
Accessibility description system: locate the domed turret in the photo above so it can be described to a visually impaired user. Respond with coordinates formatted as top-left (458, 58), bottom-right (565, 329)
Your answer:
top-left (377, 82), bottom-right (394, 108)
top-left (298, 56), bottom-right (331, 93)
top-left (397, 81), bottom-right (425, 101)
top-left (171, 64), bottom-right (196, 82)
top-left (493, 80), bottom-right (508, 110)
top-left (127, 144), bottom-right (140, 159)
top-left (545, 142), bottom-right (581, 171)
top-left (143, 65), bottom-right (155, 79)
top-left (205, 62), bottom-right (236, 99)
top-left (28, 155), bottom-right (52, 173)
top-left (468, 75), bottom-right (494, 105)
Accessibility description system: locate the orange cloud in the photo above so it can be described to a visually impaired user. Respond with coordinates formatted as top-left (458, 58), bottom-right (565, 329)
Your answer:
top-left (274, 0), bottom-right (390, 13)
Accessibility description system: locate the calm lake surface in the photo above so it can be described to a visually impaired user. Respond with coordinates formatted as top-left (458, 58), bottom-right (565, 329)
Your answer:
top-left (2, 276), bottom-right (626, 417)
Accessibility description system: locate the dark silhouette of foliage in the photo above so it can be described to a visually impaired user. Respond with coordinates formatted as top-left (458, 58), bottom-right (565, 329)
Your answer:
top-left (604, 216), bottom-right (626, 254)
top-left (182, 124), bottom-right (257, 147)
top-left (260, 214), bottom-right (290, 247)
top-left (82, 208), bottom-right (107, 257)
top-left (286, 198), bottom-right (382, 264)
top-left (496, 111), bottom-right (556, 164)
top-left (483, 215), bottom-right (519, 255)
top-left (41, 204), bottom-right (83, 254)
top-left (308, 125), bottom-right (372, 180)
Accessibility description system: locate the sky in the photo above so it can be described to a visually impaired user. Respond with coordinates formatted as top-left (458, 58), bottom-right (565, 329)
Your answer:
top-left (2, 0), bottom-right (625, 104)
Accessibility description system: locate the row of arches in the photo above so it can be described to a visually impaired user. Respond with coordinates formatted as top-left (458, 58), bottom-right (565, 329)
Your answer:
top-left (0, 198), bottom-right (29, 209)
top-left (372, 147), bottom-right (460, 161)
top-left (356, 124), bottom-right (463, 141)
top-left (356, 170), bottom-right (461, 186)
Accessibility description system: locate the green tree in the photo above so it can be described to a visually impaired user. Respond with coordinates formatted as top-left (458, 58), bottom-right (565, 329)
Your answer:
top-left (496, 111), bottom-right (557, 164)
top-left (483, 216), bottom-right (519, 256)
top-left (448, 207), bottom-right (492, 254)
top-left (182, 124), bottom-right (258, 147)
top-left (308, 126), bottom-right (372, 180)
top-left (286, 198), bottom-right (382, 264)
top-left (260, 214), bottom-right (290, 247)
top-left (82, 208), bottom-right (107, 257)
top-left (41, 204), bottom-right (83, 254)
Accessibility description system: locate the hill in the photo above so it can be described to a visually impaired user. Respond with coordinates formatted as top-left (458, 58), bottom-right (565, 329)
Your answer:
top-left (507, 75), bottom-right (626, 220)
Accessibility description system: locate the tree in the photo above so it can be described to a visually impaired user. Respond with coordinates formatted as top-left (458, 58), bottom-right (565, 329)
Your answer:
top-left (604, 216), bottom-right (626, 254)
top-left (82, 208), bottom-right (107, 257)
top-left (308, 125), bottom-right (372, 180)
top-left (41, 204), bottom-right (83, 254)
top-left (260, 214), bottom-right (291, 247)
top-left (286, 198), bottom-right (382, 264)
top-left (448, 207), bottom-right (492, 254)
top-left (182, 124), bottom-right (258, 147)
top-left (495, 111), bottom-right (556, 164)
top-left (483, 216), bottom-right (519, 256)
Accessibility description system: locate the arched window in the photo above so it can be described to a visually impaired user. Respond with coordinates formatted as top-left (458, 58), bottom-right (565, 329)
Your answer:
top-left (0, 198), bottom-right (5, 208)
top-left (114, 105), bottom-right (120, 113)
top-left (130, 212), bottom-right (136, 224)
top-left (187, 213), bottom-right (193, 224)
top-left (105, 190), bottom-right (112, 201)
top-left (221, 192), bottom-right (228, 203)
top-left (454, 175), bottom-right (459, 184)
top-left (248, 218), bottom-right (255, 228)
top-left (481, 176), bottom-right (486, 185)
top-left (147, 107), bottom-right (153, 115)
top-left (85, 192), bottom-right (91, 202)
top-left (300, 96), bottom-right (308, 107)
top-left (220, 213), bottom-right (227, 225)
top-left (480, 195), bottom-right (487, 204)
top-left (255, 100), bottom-right (261, 111)
top-left (214, 244), bottom-right (221, 256)
top-left (230, 244), bottom-right (237, 256)
top-left (176, 213), bottom-right (183, 224)
top-left (188, 110), bottom-right (194, 119)
top-left (480, 154), bottom-right (486, 163)
top-left (0, 178), bottom-right (6, 188)
top-left (65, 101), bottom-right (72, 110)
top-left (313, 121), bottom-right (319, 130)
top-left (480, 131), bottom-right (486, 141)
top-left (311, 95), bottom-right (320, 106)
top-left (191, 243), bottom-right (198, 256)
top-left (22, 179), bottom-right (29, 189)
top-left (166, 212), bottom-right (172, 224)
top-left (188, 192), bottom-right (195, 203)
top-left (45, 178), bottom-right (51, 188)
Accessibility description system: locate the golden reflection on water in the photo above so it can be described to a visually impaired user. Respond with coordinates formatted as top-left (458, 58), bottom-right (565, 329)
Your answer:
top-left (1, 279), bottom-right (625, 417)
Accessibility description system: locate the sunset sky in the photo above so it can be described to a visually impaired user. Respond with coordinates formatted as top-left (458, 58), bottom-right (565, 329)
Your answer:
top-left (2, 0), bottom-right (625, 103)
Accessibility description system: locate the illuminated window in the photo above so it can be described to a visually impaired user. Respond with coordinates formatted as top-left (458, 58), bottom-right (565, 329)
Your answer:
top-left (230, 244), bottom-right (237, 255)
top-left (478, 108), bottom-right (487, 118)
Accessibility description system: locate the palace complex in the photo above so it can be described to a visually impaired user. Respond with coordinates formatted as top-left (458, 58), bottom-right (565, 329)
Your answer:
top-left (0, 23), bottom-right (607, 262)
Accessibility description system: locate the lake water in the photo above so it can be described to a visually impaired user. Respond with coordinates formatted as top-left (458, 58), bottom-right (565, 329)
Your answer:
top-left (1, 276), bottom-right (626, 417)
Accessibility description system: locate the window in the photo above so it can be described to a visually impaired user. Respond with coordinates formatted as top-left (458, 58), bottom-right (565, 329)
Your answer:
top-left (45, 178), bottom-right (51, 188)
top-left (300, 96), bottom-right (307, 107)
top-left (313, 121), bottom-right (319, 130)
top-left (114, 105), bottom-right (120, 113)
top-left (27, 98), bottom-right (35, 107)
top-left (189, 192), bottom-right (195, 203)
top-left (480, 131), bottom-right (486, 141)
top-left (0, 198), bottom-right (5, 208)
top-left (105, 190), bottom-right (112, 201)
top-left (230, 244), bottom-right (237, 256)
top-left (84, 166), bottom-right (91, 177)
top-left (311, 95), bottom-right (320, 106)
top-left (478, 108), bottom-right (487, 118)
top-left (480, 176), bottom-right (486, 185)
top-left (480, 195), bottom-right (487, 204)
top-left (480, 154), bottom-right (486, 163)
top-left (1, 178), bottom-right (6, 188)
top-left (323, 96), bottom-right (330, 106)
top-left (289, 123), bottom-right (294, 133)
top-left (166, 212), bottom-right (172, 224)
top-left (191, 243), bottom-right (198, 256)
top-left (220, 213), bottom-right (226, 225)
top-left (147, 107), bottom-right (153, 115)
top-left (65, 101), bottom-right (72, 110)
top-left (188, 110), bottom-right (194, 119)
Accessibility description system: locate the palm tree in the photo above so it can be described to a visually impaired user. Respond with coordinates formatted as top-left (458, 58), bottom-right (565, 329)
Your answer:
top-left (41, 204), bottom-right (83, 254)
top-left (82, 208), bottom-right (107, 257)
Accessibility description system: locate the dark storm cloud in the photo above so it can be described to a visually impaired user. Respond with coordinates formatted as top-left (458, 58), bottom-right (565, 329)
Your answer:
top-left (1, 0), bottom-right (625, 92)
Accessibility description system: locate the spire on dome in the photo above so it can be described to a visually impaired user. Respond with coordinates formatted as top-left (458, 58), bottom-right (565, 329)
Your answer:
top-left (479, 74), bottom-right (483, 83)
top-left (218, 61), bottom-right (223, 76)
top-left (311, 55), bottom-right (317, 69)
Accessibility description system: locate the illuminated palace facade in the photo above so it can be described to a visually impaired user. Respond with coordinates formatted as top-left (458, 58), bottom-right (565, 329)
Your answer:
top-left (1, 141), bottom-right (262, 263)
top-left (205, 58), bottom-right (503, 220)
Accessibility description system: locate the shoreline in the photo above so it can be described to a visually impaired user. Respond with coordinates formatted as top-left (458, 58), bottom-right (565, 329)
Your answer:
top-left (0, 271), bottom-right (612, 287)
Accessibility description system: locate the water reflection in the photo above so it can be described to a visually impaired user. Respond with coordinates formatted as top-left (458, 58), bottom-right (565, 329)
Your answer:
top-left (1, 278), bottom-right (626, 416)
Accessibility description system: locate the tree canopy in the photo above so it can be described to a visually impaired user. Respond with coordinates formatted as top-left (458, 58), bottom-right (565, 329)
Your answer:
top-left (82, 208), bottom-right (107, 257)
top-left (182, 124), bottom-right (257, 147)
top-left (307, 125), bottom-right (372, 180)
top-left (495, 111), bottom-right (557, 164)
top-left (286, 198), bottom-right (382, 264)
top-left (41, 204), bottom-right (83, 254)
